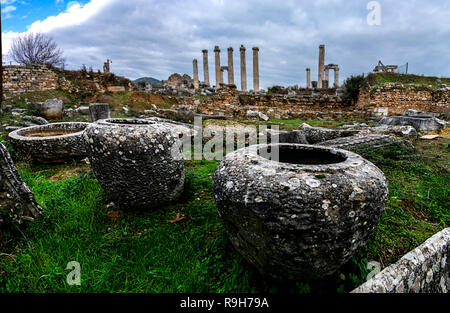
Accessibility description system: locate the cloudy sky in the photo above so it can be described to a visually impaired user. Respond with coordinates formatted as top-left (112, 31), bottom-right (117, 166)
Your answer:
top-left (2, 0), bottom-right (450, 88)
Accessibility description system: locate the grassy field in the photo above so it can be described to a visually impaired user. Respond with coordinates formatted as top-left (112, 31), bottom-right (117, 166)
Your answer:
top-left (0, 119), bottom-right (449, 293)
top-left (367, 72), bottom-right (450, 87)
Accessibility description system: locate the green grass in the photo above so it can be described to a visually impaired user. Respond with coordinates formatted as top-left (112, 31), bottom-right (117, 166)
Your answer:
top-left (368, 72), bottom-right (450, 88)
top-left (2, 89), bottom-right (80, 109)
top-left (267, 118), bottom-right (370, 131)
top-left (0, 120), bottom-right (448, 293)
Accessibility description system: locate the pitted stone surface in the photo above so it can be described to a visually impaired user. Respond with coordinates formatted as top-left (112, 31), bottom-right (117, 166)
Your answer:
top-left (0, 143), bottom-right (42, 224)
top-left (145, 117), bottom-right (196, 138)
top-left (318, 134), bottom-right (402, 152)
top-left (212, 143), bottom-right (389, 281)
top-left (84, 118), bottom-right (185, 209)
top-left (352, 228), bottom-right (450, 293)
top-left (263, 129), bottom-right (308, 144)
top-left (8, 122), bottom-right (90, 164)
top-left (298, 123), bottom-right (359, 144)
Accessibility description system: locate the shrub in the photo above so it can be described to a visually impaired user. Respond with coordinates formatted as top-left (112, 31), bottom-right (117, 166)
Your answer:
top-left (342, 75), bottom-right (367, 105)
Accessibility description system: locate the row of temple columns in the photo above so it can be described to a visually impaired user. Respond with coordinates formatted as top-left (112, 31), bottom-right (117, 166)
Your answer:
top-left (193, 45), bottom-right (260, 92)
top-left (306, 44), bottom-right (340, 89)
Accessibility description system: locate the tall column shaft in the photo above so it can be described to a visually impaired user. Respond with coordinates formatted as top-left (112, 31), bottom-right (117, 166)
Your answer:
top-left (240, 45), bottom-right (247, 91)
top-left (334, 69), bottom-right (339, 88)
top-left (193, 58), bottom-right (199, 89)
top-left (227, 47), bottom-right (234, 85)
top-left (202, 50), bottom-right (210, 86)
top-left (252, 47), bottom-right (259, 92)
top-left (318, 44), bottom-right (325, 89)
top-left (214, 46), bottom-right (222, 86)
top-left (306, 68), bottom-right (311, 89)
top-left (325, 67), bottom-right (330, 85)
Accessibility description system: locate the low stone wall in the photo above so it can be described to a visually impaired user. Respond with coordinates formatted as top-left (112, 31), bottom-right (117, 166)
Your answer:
top-left (2, 65), bottom-right (67, 96)
top-left (352, 228), bottom-right (450, 293)
top-left (179, 86), bottom-right (365, 120)
top-left (2, 65), bottom-right (133, 98)
top-left (357, 83), bottom-right (450, 116)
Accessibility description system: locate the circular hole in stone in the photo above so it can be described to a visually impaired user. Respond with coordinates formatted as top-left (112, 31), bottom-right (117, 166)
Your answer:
top-left (104, 119), bottom-right (157, 125)
top-left (259, 145), bottom-right (347, 165)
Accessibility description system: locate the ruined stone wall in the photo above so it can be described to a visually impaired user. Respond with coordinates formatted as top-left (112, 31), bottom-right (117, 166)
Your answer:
top-left (352, 228), bottom-right (449, 293)
top-left (357, 83), bottom-right (450, 116)
top-left (179, 86), bottom-right (365, 120)
top-left (2, 65), bottom-right (133, 98)
top-left (2, 65), bottom-right (70, 96)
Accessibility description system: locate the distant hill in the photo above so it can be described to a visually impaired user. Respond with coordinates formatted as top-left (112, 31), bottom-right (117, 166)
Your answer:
top-left (133, 77), bottom-right (162, 85)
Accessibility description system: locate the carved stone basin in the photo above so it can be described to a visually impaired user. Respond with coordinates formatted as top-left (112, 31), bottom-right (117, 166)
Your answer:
top-left (212, 143), bottom-right (389, 281)
top-left (83, 118), bottom-right (185, 209)
top-left (8, 122), bottom-right (90, 164)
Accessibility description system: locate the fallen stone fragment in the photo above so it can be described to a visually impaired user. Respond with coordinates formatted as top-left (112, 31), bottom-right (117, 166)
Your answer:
top-left (420, 135), bottom-right (440, 140)
top-left (0, 143), bottom-right (42, 224)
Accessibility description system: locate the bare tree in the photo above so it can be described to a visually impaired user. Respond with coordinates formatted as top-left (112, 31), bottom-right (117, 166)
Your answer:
top-left (10, 32), bottom-right (65, 66)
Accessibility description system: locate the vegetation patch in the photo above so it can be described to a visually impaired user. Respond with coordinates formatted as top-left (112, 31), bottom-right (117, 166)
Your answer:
top-left (0, 118), bottom-right (448, 293)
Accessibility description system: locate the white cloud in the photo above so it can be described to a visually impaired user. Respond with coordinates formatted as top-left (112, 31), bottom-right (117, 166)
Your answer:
top-left (2, 0), bottom-right (450, 87)
top-left (2, 4), bottom-right (16, 13)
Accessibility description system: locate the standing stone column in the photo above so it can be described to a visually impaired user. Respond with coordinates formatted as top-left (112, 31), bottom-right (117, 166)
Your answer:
top-left (318, 45), bottom-right (325, 89)
top-left (306, 68), bottom-right (311, 89)
top-left (193, 58), bottom-right (199, 89)
top-left (227, 47), bottom-right (234, 85)
top-left (214, 46), bottom-right (222, 87)
top-left (202, 50), bottom-right (210, 86)
top-left (334, 67), bottom-right (340, 88)
top-left (252, 47), bottom-right (259, 92)
top-left (240, 45), bottom-right (247, 92)
top-left (324, 66), bottom-right (330, 87)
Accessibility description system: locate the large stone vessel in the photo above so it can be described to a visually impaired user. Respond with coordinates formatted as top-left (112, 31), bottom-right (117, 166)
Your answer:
top-left (84, 118), bottom-right (185, 209)
top-left (212, 143), bottom-right (389, 281)
top-left (8, 122), bottom-right (90, 164)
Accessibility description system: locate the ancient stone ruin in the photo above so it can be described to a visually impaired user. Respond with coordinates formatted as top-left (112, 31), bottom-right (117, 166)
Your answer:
top-left (195, 45), bottom-right (260, 91)
top-left (0, 143), bottom-right (42, 224)
top-left (84, 118), bottom-right (185, 209)
top-left (212, 143), bottom-right (389, 281)
top-left (8, 122), bottom-right (89, 164)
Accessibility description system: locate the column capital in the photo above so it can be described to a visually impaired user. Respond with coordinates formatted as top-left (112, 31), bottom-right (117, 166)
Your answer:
top-left (228, 47), bottom-right (233, 52)
top-left (252, 47), bottom-right (259, 51)
top-left (214, 45), bottom-right (220, 52)
top-left (240, 45), bottom-right (246, 51)
top-left (202, 49), bottom-right (208, 53)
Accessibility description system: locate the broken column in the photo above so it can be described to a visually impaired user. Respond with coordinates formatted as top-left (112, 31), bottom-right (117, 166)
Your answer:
top-left (227, 47), bottom-right (234, 85)
top-left (240, 45), bottom-right (247, 92)
top-left (193, 58), bottom-right (199, 89)
top-left (252, 47), bottom-right (259, 92)
top-left (318, 45), bottom-right (325, 88)
top-left (202, 49), bottom-right (210, 86)
top-left (306, 68), bottom-right (311, 89)
top-left (334, 66), bottom-right (340, 88)
top-left (0, 143), bottom-right (42, 224)
top-left (325, 66), bottom-right (330, 87)
top-left (214, 46), bottom-right (222, 87)
top-left (89, 103), bottom-right (111, 122)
